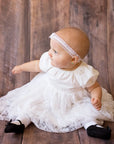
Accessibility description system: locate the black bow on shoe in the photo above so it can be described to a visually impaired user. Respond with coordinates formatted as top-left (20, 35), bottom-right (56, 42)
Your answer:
top-left (4, 119), bottom-right (25, 134)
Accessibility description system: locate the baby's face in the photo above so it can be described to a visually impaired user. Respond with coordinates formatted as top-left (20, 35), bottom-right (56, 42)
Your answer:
top-left (48, 39), bottom-right (73, 69)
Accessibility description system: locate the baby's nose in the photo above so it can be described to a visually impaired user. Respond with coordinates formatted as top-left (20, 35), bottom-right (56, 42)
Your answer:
top-left (48, 51), bottom-right (52, 57)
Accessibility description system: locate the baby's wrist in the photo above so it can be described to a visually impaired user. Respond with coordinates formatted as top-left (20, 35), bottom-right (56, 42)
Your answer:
top-left (91, 94), bottom-right (101, 100)
top-left (19, 65), bottom-right (23, 71)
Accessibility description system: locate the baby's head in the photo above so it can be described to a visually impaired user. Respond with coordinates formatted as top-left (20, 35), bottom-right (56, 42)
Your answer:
top-left (49, 27), bottom-right (90, 69)
top-left (56, 27), bottom-right (90, 59)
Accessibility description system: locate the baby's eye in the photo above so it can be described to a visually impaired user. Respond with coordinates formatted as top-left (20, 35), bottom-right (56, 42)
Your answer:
top-left (53, 49), bottom-right (58, 54)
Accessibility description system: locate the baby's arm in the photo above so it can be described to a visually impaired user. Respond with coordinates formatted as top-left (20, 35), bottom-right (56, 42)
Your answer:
top-left (12, 60), bottom-right (41, 74)
top-left (87, 82), bottom-right (102, 111)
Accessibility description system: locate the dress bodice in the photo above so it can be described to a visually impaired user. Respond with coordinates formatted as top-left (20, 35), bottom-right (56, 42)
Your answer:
top-left (39, 52), bottom-right (99, 90)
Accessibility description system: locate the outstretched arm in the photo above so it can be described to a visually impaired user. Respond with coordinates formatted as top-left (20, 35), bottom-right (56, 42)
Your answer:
top-left (12, 60), bottom-right (41, 74)
top-left (87, 82), bottom-right (102, 111)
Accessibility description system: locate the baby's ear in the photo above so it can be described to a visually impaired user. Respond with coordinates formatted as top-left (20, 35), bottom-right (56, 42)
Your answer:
top-left (71, 56), bottom-right (79, 64)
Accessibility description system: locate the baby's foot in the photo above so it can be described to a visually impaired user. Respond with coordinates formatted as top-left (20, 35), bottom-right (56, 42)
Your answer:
top-left (87, 125), bottom-right (111, 140)
top-left (4, 120), bottom-right (25, 133)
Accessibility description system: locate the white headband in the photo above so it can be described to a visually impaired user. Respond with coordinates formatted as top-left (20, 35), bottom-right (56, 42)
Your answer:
top-left (49, 33), bottom-right (81, 60)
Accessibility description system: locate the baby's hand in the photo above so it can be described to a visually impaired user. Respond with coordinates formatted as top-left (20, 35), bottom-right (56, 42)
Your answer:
top-left (91, 96), bottom-right (102, 111)
top-left (12, 65), bottom-right (22, 74)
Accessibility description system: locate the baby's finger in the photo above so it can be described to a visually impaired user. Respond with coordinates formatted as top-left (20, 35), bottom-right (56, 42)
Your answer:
top-left (96, 107), bottom-right (101, 111)
top-left (95, 102), bottom-right (101, 108)
top-left (95, 103), bottom-right (102, 110)
top-left (12, 69), bottom-right (20, 74)
top-left (96, 105), bottom-right (101, 110)
top-left (12, 67), bottom-right (16, 73)
top-left (94, 102), bottom-right (100, 106)
top-left (12, 69), bottom-right (15, 74)
top-left (12, 70), bottom-right (17, 74)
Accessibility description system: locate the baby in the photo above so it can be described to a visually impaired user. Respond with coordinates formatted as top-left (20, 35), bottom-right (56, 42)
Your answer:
top-left (0, 27), bottom-right (113, 140)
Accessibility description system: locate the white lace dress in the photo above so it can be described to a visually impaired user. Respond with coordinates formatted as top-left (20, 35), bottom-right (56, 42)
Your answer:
top-left (0, 52), bottom-right (114, 132)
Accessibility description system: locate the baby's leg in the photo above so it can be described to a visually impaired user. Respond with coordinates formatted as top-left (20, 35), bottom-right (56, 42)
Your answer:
top-left (4, 114), bottom-right (31, 133)
top-left (84, 121), bottom-right (111, 140)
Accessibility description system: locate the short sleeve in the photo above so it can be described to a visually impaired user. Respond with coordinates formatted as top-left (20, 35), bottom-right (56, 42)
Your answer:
top-left (39, 52), bottom-right (52, 72)
top-left (75, 62), bottom-right (99, 88)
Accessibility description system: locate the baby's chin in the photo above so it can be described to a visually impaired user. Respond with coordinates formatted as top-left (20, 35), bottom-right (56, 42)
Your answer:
top-left (51, 61), bottom-right (57, 67)
top-left (50, 61), bottom-right (55, 66)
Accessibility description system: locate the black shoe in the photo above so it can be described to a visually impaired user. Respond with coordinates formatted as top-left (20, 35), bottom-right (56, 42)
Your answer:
top-left (87, 125), bottom-right (111, 140)
top-left (4, 120), bottom-right (25, 134)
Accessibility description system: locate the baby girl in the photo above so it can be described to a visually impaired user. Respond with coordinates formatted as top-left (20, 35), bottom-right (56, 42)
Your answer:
top-left (0, 27), bottom-right (113, 140)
